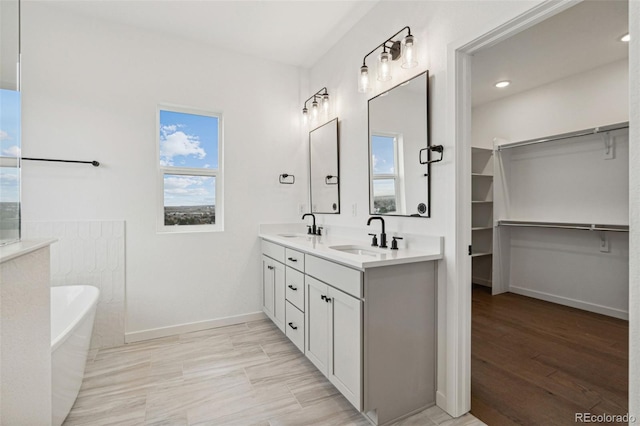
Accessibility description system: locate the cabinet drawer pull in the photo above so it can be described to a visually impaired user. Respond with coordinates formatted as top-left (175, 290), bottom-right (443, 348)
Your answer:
top-left (288, 285), bottom-right (297, 291)
top-left (288, 322), bottom-right (298, 330)
top-left (287, 257), bottom-right (298, 262)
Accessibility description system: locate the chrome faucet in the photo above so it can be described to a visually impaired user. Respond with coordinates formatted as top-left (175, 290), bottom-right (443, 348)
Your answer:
top-left (367, 216), bottom-right (387, 248)
top-left (302, 213), bottom-right (318, 235)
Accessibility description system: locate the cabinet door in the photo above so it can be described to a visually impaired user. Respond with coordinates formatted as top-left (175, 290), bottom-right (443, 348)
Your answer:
top-left (273, 260), bottom-right (286, 332)
top-left (328, 286), bottom-right (362, 410)
top-left (305, 276), bottom-right (329, 375)
top-left (262, 256), bottom-right (274, 319)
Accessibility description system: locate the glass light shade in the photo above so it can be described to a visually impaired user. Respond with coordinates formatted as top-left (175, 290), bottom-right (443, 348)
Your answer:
top-left (621, 33), bottom-right (630, 42)
top-left (311, 99), bottom-right (319, 118)
top-left (302, 107), bottom-right (308, 124)
top-left (322, 94), bottom-right (329, 112)
top-left (377, 51), bottom-right (391, 81)
top-left (358, 65), bottom-right (371, 93)
top-left (401, 35), bottom-right (418, 69)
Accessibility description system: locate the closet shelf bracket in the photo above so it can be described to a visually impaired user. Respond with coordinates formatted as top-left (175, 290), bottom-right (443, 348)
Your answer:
top-left (602, 132), bottom-right (614, 160)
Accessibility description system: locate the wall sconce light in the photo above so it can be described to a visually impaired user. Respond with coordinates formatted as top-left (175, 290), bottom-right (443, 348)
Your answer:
top-left (302, 87), bottom-right (329, 124)
top-left (358, 26), bottom-right (418, 93)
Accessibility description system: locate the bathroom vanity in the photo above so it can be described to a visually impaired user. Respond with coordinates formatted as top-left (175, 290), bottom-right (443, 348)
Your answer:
top-left (0, 239), bottom-right (55, 425)
top-left (259, 229), bottom-right (442, 426)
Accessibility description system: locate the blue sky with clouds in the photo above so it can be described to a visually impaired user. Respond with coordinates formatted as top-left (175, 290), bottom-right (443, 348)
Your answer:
top-left (163, 174), bottom-right (215, 207)
top-left (371, 135), bottom-right (395, 197)
top-left (371, 135), bottom-right (395, 174)
top-left (160, 110), bottom-right (218, 207)
top-left (0, 89), bottom-right (21, 203)
top-left (159, 110), bottom-right (218, 169)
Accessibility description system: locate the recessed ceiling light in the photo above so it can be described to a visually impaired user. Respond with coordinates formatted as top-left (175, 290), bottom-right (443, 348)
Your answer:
top-left (495, 80), bottom-right (510, 88)
top-left (621, 33), bottom-right (630, 42)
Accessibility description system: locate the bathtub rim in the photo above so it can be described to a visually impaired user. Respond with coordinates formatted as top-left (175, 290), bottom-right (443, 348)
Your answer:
top-left (51, 285), bottom-right (100, 352)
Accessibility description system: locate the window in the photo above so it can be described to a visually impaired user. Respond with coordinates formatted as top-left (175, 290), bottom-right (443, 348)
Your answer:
top-left (157, 106), bottom-right (223, 232)
top-left (370, 134), bottom-right (401, 214)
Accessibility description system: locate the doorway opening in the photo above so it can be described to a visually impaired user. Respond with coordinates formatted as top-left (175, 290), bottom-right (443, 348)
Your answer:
top-left (458, 1), bottom-right (630, 423)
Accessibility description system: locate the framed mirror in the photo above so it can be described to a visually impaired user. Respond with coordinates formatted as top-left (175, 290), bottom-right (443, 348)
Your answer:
top-left (368, 71), bottom-right (430, 217)
top-left (309, 118), bottom-right (340, 214)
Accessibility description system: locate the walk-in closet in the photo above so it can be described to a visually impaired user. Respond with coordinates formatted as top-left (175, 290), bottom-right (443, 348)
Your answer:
top-left (469, 1), bottom-right (629, 423)
top-left (492, 123), bottom-right (629, 318)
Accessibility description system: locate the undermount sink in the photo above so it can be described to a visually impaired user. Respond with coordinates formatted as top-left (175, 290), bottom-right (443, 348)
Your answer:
top-left (278, 233), bottom-right (310, 238)
top-left (329, 245), bottom-right (386, 257)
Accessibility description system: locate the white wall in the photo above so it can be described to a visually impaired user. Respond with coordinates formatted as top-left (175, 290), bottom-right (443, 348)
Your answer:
top-left (20, 4), bottom-right (307, 337)
top-left (628, 0), bottom-right (639, 419)
top-left (305, 0), bottom-right (544, 415)
top-left (472, 59), bottom-right (629, 148)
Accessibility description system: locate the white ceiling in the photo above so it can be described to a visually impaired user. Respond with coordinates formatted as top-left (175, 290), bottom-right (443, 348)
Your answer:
top-left (472, 0), bottom-right (629, 107)
top-left (36, 0), bottom-right (379, 68)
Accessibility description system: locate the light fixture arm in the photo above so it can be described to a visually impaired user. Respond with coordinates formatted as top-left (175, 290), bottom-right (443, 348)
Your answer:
top-left (361, 26), bottom-right (412, 66)
top-left (303, 87), bottom-right (329, 109)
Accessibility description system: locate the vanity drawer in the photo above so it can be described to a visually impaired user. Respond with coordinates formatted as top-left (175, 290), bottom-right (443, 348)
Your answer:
top-left (305, 255), bottom-right (362, 299)
top-left (285, 301), bottom-right (304, 353)
top-left (285, 248), bottom-right (305, 272)
top-left (286, 267), bottom-right (305, 311)
top-left (262, 240), bottom-right (285, 263)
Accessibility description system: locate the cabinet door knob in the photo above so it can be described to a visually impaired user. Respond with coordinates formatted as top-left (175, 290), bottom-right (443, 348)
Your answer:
top-left (267, 265), bottom-right (274, 270)
top-left (288, 285), bottom-right (297, 291)
top-left (287, 257), bottom-right (298, 262)
top-left (325, 297), bottom-right (332, 303)
top-left (288, 322), bottom-right (298, 330)
top-left (321, 295), bottom-right (326, 301)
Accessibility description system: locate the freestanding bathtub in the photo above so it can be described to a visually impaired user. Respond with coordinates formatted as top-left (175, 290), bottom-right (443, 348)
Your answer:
top-left (51, 285), bottom-right (100, 426)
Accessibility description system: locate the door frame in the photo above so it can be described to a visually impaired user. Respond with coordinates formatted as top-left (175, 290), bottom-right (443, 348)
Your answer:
top-left (445, 0), bottom-right (582, 417)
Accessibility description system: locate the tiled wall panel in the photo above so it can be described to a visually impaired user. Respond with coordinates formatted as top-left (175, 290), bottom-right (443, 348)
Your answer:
top-left (23, 221), bottom-right (125, 349)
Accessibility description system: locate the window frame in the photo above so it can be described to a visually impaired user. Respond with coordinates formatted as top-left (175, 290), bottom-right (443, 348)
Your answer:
top-left (369, 132), bottom-right (402, 214)
top-left (156, 104), bottom-right (224, 233)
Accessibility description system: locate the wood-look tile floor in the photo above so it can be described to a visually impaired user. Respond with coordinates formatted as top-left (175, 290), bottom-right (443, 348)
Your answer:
top-left (470, 285), bottom-right (629, 425)
top-left (65, 319), bottom-right (484, 426)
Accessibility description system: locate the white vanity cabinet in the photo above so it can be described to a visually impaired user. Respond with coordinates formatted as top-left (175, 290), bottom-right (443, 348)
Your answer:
top-left (305, 274), bottom-right (362, 410)
top-left (262, 240), bottom-right (306, 344)
top-left (260, 236), bottom-right (437, 426)
top-left (261, 241), bottom-right (286, 332)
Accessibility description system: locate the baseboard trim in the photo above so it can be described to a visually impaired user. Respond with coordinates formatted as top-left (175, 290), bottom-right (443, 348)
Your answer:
top-left (125, 311), bottom-right (266, 343)
top-left (472, 276), bottom-right (492, 287)
top-left (509, 286), bottom-right (628, 320)
top-left (436, 390), bottom-right (447, 413)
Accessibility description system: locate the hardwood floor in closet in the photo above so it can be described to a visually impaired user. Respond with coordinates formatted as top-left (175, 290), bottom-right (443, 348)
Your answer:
top-left (470, 285), bottom-right (628, 426)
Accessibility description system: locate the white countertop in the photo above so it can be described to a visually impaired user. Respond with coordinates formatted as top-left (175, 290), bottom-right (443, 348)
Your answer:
top-left (259, 230), bottom-right (442, 271)
top-left (0, 239), bottom-right (57, 264)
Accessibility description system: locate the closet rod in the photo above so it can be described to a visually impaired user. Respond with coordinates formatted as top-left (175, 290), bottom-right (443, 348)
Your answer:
top-left (498, 220), bottom-right (629, 233)
top-left (496, 121), bottom-right (629, 151)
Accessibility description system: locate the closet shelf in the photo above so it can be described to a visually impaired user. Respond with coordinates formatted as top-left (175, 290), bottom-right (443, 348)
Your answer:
top-left (472, 147), bottom-right (493, 153)
top-left (472, 173), bottom-right (493, 178)
top-left (472, 227), bottom-right (493, 231)
top-left (471, 252), bottom-right (492, 258)
top-left (472, 200), bottom-right (493, 204)
top-left (496, 121), bottom-right (629, 151)
top-left (497, 220), bottom-right (629, 233)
